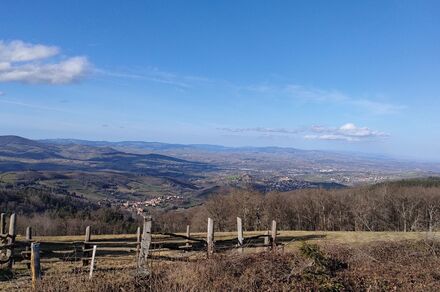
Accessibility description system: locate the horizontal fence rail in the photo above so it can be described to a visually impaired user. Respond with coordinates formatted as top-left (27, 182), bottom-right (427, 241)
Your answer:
top-left (0, 213), bottom-right (294, 284)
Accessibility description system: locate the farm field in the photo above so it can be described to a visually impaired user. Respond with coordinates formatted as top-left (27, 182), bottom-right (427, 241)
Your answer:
top-left (2, 231), bottom-right (440, 291)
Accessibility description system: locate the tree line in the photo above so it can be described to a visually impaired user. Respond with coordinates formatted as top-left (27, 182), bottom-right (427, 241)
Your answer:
top-left (3, 177), bottom-right (440, 235)
top-left (154, 178), bottom-right (440, 233)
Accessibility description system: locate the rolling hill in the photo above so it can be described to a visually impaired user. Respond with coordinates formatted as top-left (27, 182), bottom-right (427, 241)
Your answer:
top-left (1, 135), bottom-right (439, 205)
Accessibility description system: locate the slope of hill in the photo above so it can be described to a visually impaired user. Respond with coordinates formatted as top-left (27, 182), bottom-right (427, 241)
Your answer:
top-left (0, 135), bottom-right (217, 203)
top-left (0, 135), bottom-right (213, 176)
top-left (1, 135), bottom-right (439, 206)
top-left (40, 137), bottom-right (440, 174)
top-left (0, 135), bottom-right (61, 159)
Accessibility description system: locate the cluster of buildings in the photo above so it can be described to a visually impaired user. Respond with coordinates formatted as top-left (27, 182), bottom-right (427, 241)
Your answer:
top-left (122, 195), bottom-right (183, 214)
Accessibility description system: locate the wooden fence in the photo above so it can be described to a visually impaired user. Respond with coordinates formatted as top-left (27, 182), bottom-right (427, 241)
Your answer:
top-left (0, 213), bottom-right (294, 284)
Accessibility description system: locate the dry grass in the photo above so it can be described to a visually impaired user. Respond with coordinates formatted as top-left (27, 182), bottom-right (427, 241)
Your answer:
top-left (3, 231), bottom-right (440, 291)
top-left (8, 240), bottom-right (440, 291)
top-left (15, 230), bottom-right (436, 243)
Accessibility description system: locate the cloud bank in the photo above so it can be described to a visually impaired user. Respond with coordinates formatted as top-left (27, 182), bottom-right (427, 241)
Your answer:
top-left (219, 123), bottom-right (388, 142)
top-left (0, 40), bottom-right (90, 84)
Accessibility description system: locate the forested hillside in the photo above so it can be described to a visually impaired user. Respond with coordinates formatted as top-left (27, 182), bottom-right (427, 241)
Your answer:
top-left (154, 178), bottom-right (440, 233)
top-left (2, 178), bottom-right (440, 236)
top-left (0, 186), bottom-right (138, 235)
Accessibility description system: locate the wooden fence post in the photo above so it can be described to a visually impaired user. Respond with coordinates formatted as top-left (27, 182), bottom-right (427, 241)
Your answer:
top-left (138, 216), bottom-right (152, 273)
top-left (83, 226), bottom-right (91, 266)
top-left (264, 230), bottom-right (270, 251)
top-left (207, 218), bottom-right (214, 257)
top-left (26, 226), bottom-right (32, 241)
top-left (7, 213), bottom-right (16, 268)
top-left (85, 226), bottom-right (91, 242)
top-left (89, 245), bottom-right (97, 279)
top-left (0, 213), bottom-right (5, 235)
top-left (185, 225), bottom-right (191, 248)
top-left (135, 226), bottom-right (141, 259)
top-left (271, 220), bottom-right (277, 250)
top-left (25, 226), bottom-right (32, 269)
top-left (237, 217), bottom-right (243, 253)
top-left (31, 242), bottom-right (41, 288)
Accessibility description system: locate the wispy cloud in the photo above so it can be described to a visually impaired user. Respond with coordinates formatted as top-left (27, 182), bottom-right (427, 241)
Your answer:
top-left (95, 68), bottom-right (195, 88)
top-left (217, 127), bottom-right (301, 134)
top-left (0, 40), bottom-right (90, 84)
top-left (0, 98), bottom-right (74, 113)
top-left (218, 123), bottom-right (388, 142)
top-left (95, 64), bottom-right (226, 90)
top-left (244, 83), bottom-right (405, 115)
top-left (285, 84), bottom-right (348, 103)
top-left (350, 99), bottom-right (406, 115)
top-left (95, 65), bottom-right (402, 118)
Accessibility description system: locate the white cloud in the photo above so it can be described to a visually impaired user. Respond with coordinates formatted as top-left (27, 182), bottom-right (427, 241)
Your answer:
top-left (306, 123), bottom-right (388, 141)
top-left (219, 123), bottom-right (388, 142)
top-left (0, 56), bottom-right (89, 84)
top-left (304, 134), bottom-right (359, 141)
top-left (0, 40), bottom-right (90, 84)
top-left (0, 40), bottom-right (59, 62)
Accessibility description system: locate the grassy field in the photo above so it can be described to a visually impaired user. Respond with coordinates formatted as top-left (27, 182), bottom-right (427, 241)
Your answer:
top-left (15, 230), bottom-right (437, 245)
top-left (14, 230), bottom-right (439, 253)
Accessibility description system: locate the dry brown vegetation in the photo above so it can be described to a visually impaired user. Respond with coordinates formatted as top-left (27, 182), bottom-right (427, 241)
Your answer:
top-left (7, 240), bottom-right (439, 291)
top-left (3, 178), bottom-right (440, 237)
top-left (155, 180), bottom-right (440, 234)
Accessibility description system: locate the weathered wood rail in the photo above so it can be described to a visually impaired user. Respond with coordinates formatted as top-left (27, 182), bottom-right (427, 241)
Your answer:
top-left (1, 213), bottom-right (295, 284)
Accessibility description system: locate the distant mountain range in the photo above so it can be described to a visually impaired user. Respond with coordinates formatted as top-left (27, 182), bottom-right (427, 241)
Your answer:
top-left (1, 135), bottom-right (439, 203)
top-left (1, 135), bottom-right (440, 187)
top-left (39, 137), bottom-right (440, 173)
top-left (0, 135), bottom-right (212, 176)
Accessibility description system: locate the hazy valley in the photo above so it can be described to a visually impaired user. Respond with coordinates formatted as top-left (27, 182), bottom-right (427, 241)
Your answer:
top-left (0, 135), bottom-right (438, 214)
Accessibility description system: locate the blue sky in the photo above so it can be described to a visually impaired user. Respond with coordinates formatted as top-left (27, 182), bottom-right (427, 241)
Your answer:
top-left (0, 1), bottom-right (439, 159)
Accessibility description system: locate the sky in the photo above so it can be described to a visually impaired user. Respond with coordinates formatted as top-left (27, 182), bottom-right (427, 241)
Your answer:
top-left (0, 1), bottom-right (439, 160)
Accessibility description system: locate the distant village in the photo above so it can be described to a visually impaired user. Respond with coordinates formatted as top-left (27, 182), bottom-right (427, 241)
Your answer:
top-left (122, 195), bottom-right (183, 214)
top-left (97, 195), bottom-right (184, 215)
